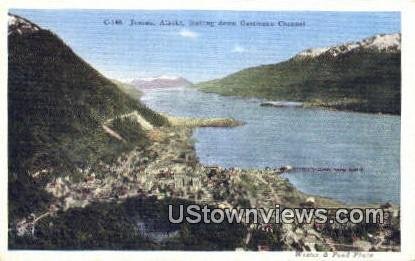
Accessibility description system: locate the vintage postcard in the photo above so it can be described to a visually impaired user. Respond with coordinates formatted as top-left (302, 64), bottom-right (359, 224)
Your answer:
top-left (2, 0), bottom-right (415, 260)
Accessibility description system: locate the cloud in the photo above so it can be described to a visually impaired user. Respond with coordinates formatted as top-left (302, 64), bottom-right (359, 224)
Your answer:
top-left (231, 44), bottom-right (246, 53)
top-left (179, 29), bottom-right (198, 38)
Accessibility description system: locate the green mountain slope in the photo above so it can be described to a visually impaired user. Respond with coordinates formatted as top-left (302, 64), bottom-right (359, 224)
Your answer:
top-left (194, 33), bottom-right (401, 114)
top-left (8, 14), bottom-right (167, 178)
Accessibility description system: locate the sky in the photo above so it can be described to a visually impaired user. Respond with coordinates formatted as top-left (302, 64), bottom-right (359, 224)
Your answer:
top-left (11, 10), bottom-right (400, 83)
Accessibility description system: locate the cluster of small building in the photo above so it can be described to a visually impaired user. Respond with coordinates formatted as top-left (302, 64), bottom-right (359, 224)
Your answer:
top-left (14, 125), bottom-right (400, 252)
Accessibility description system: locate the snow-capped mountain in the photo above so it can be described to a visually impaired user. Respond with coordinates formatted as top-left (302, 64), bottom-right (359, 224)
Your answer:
top-left (8, 14), bottom-right (41, 35)
top-left (194, 33), bottom-right (401, 114)
top-left (130, 75), bottom-right (191, 90)
top-left (296, 33), bottom-right (400, 59)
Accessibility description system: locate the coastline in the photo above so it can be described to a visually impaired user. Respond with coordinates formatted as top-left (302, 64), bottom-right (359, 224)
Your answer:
top-left (9, 112), bottom-right (400, 251)
top-left (196, 88), bottom-right (401, 116)
top-left (166, 115), bottom-right (244, 128)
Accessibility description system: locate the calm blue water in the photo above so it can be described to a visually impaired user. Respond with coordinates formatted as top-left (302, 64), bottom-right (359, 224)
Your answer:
top-left (142, 88), bottom-right (400, 205)
top-left (12, 10), bottom-right (400, 82)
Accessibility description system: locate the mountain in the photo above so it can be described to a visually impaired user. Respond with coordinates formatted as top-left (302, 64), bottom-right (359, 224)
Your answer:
top-left (130, 75), bottom-right (191, 90)
top-left (8, 13), bottom-right (167, 181)
top-left (111, 79), bottom-right (143, 100)
top-left (194, 33), bottom-right (401, 114)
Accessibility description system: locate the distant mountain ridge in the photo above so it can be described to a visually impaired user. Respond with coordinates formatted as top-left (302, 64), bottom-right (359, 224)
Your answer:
top-left (194, 33), bottom-right (401, 115)
top-left (131, 75), bottom-right (191, 90)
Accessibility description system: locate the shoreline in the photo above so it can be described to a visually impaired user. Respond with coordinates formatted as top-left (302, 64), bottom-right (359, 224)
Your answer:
top-left (159, 114), bottom-right (393, 209)
top-left (164, 112), bottom-right (397, 209)
top-left (166, 114), bottom-right (244, 128)
top-left (193, 87), bottom-right (401, 116)
top-left (12, 112), bottom-right (399, 251)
